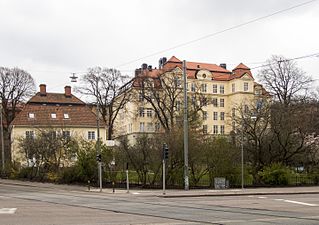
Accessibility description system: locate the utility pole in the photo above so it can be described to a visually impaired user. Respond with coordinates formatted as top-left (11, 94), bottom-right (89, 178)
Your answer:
top-left (241, 117), bottom-right (244, 190)
top-left (1, 103), bottom-right (5, 174)
top-left (70, 73), bottom-right (102, 191)
top-left (183, 60), bottom-right (189, 191)
top-left (96, 78), bottom-right (102, 192)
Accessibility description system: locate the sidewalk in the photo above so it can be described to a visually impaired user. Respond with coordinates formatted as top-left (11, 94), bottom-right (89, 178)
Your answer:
top-left (1, 178), bottom-right (318, 198)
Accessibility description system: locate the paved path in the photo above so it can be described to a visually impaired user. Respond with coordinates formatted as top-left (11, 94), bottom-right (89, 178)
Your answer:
top-left (1, 179), bottom-right (319, 224)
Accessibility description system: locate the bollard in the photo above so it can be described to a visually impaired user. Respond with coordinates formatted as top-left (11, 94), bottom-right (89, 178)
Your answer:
top-left (87, 180), bottom-right (90, 191)
top-left (112, 181), bottom-right (115, 193)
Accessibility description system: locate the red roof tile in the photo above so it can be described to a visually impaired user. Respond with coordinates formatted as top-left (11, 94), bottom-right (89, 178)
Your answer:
top-left (29, 92), bottom-right (84, 105)
top-left (13, 104), bottom-right (99, 127)
top-left (233, 63), bottom-right (250, 70)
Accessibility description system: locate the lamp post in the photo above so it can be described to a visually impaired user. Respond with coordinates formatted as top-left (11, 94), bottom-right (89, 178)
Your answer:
top-left (70, 73), bottom-right (102, 192)
top-left (1, 102), bottom-right (5, 175)
top-left (241, 114), bottom-right (257, 190)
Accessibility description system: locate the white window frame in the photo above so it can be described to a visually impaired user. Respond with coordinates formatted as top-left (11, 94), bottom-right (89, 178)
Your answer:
top-left (220, 98), bottom-right (224, 107)
top-left (212, 84), bottom-right (217, 94)
top-left (213, 112), bottom-right (218, 121)
top-left (51, 113), bottom-right (57, 119)
top-left (88, 131), bottom-right (96, 140)
top-left (220, 85), bottom-right (224, 94)
top-left (28, 113), bottom-right (35, 119)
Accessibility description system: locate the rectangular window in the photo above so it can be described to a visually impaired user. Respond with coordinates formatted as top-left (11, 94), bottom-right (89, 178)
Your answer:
top-left (220, 98), bottom-right (224, 107)
top-left (212, 98), bottom-right (218, 107)
top-left (191, 83), bottom-right (196, 92)
top-left (139, 122), bottom-right (145, 132)
top-left (155, 122), bottom-right (160, 131)
top-left (201, 83), bottom-right (207, 92)
top-left (51, 113), bottom-right (57, 119)
top-left (220, 85), bottom-right (225, 94)
top-left (155, 122), bottom-right (160, 132)
top-left (201, 97), bottom-right (208, 106)
top-left (88, 131), bottom-right (95, 140)
top-left (244, 82), bottom-right (249, 91)
top-left (138, 92), bottom-right (144, 102)
top-left (203, 111), bottom-right (208, 120)
top-left (213, 84), bottom-right (217, 93)
top-left (49, 131), bottom-right (56, 139)
top-left (63, 131), bottom-right (70, 139)
top-left (213, 112), bottom-right (218, 120)
top-left (244, 105), bottom-right (249, 113)
top-left (232, 83), bottom-right (236, 93)
top-left (203, 125), bottom-right (208, 134)
top-left (25, 131), bottom-right (34, 139)
top-left (28, 113), bottom-right (35, 119)
top-left (174, 77), bottom-right (182, 88)
top-left (220, 125), bottom-right (225, 134)
top-left (213, 125), bottom-right (218, 134)
top-left (176, 101), bottom-right (181, 111)
top-left (146, 108), bottom-right (152, 117)
top-left (139, 107), bottom-right (145, 117)
top-left (191, 95), bottom-right (196, 106)
top-left (147, 122), bottom-right (153, 132)
top-left (232, 108), bottom-right (236, 117)
top-left (220, 112), bottom-right (225, 120)
top-left (63, 113), bottom-right (69, 119)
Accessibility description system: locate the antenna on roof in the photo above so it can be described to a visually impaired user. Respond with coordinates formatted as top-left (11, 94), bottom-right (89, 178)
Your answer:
top-left (70, 73), bottom-right (78, 82)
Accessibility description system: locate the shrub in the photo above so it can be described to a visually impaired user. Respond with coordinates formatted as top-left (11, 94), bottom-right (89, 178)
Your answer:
top-left (259, 163), bottom-right (294, 185)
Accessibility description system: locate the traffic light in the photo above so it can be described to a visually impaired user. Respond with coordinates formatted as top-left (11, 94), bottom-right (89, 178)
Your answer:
top-left (163, 143), bottom-right (169, 160)
top-left (96, 154), bottom-right (102, 162)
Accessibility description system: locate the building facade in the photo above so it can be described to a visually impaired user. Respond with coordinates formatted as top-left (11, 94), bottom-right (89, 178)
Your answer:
top-left (114, 56), bottom-right (267, 142)
top-left (11, 84), bottom-right (106, 164)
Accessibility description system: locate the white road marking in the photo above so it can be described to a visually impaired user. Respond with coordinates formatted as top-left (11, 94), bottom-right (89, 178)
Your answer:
top-left (132, 192), bottom-right (140, 195)
top-left (283, 200), bottom-right (318, 207)
top-left (0, 208), bottom-right (17, 214)
top-left (258, 196), bottom-right (267, 199)
top-left (274, 198), bottom-right (284, 201)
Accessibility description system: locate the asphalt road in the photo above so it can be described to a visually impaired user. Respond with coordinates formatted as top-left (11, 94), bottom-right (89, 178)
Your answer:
top-left (0, 182), bottom-right (319, 225)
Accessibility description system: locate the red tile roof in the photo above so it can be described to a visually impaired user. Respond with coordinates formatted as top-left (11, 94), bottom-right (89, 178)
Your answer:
top-left (13, 104), bottom-right (99, 127)
top-left (29, 92), bottom-right (84, 105)
top-left (133, 56), bottom-right (255, 84)
top-left (13, 90), bottom-right (101, 127)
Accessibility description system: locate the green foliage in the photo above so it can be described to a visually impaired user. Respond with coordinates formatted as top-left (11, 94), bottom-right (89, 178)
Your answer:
top-left (259, 163), bottom-right (294, 185)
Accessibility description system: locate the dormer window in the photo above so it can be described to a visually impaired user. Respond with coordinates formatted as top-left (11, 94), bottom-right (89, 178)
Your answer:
top-left (28, 113), bottom-right (35, 119)
top-left (51, 113), bottom-right (57, 119)
top-left (63, 113), bottom-right (69, 119)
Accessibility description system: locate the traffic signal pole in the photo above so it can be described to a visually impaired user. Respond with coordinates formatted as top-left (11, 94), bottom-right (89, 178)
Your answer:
top-left (162, 159), bottom-right (166, 195)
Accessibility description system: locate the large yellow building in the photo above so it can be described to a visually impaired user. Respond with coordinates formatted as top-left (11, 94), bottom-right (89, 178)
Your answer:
top-left (114, 56), bottom-right (266, 141)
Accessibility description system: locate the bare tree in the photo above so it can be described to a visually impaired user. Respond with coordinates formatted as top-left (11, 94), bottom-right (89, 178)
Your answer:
top-left (259, 55), bottom-right (313, 106)
top-left (0, 67), bottom-right (35, 163)
top-left (137, 68), bottom-right (209, 132)
top-left (77, 67), bottom-right (131, 140)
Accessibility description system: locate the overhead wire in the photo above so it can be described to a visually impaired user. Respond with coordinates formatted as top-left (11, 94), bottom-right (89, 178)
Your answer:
top-left (116, 0), bottom-right (318, 68)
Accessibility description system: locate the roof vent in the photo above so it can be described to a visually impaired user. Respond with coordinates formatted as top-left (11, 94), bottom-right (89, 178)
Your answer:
top-left (220, 63), bottom-right (227, 69)
top-left (142, 63), bottom-right (148, 70)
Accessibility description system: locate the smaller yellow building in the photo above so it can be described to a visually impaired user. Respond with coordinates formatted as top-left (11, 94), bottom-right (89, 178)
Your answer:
top-left (11, 84), bottom-right (106, 164)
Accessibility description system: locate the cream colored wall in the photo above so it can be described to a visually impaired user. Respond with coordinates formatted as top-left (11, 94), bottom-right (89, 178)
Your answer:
top-left (11, 126), bottom-right (107, 164)
top-left (113, 70), bottom-right (259, 140)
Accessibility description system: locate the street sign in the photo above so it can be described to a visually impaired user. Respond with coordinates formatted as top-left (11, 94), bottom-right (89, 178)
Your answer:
top-left (105, 140), bottom-right (115, 147)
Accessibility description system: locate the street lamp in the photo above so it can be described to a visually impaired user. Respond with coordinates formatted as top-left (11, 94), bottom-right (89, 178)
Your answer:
top-left (1, 102), bottom-right (5, 175)
top-left (241, 114), bottom-right (257, 190)
top-left (70, 73), bottom-right (103, 192)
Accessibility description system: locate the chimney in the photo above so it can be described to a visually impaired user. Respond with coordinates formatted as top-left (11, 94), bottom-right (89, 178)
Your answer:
top-left (39, 84), bottom-right (46, 96)
top-left (64, 86), bottom-right (71, 97)
top-left (220, 63), bottom-right (227, 69)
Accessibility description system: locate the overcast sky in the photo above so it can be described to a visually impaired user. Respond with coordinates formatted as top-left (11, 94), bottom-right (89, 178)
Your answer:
top-left (0, 0), bottom-right (318, 93)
